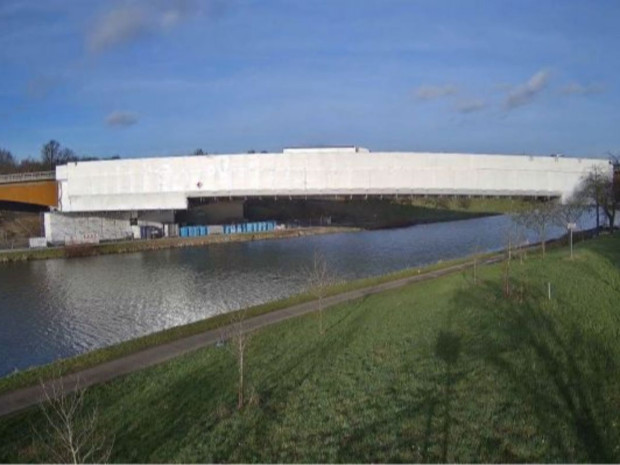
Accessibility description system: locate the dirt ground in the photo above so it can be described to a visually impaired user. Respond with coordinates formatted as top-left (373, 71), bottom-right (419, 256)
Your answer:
top-left (0, 211), bottom-right (42, 248)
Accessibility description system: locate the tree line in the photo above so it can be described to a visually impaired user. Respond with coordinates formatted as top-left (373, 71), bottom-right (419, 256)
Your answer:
top-left (0, 140), bottom-right (120, 175)
top-left (513, 163), bottom-right (619, 258)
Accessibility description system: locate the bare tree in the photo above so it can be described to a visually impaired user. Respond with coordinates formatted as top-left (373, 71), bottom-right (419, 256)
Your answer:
top-left (220, 308), bottom-right (252, 410)
top-left (35, 380), bottom-right (112, 464)
top-left (0, 148), bottom-right (15, 174)
top-left (501, 226), bottom-right (518, 297)
top-left (41, 140), bottom-right (77, 169)
top-left (471, 241), bottom-right (481, 285)
top-left (512, 200), bottom-right (558, 258)
top-left (553, 193), bottom-right (587, 259)
top-left (41, 140), bottom-right (61, 170)
top-left (305, 251), bottom-right (337, 335)
top-left (577, 165), bottom-right (618, 234)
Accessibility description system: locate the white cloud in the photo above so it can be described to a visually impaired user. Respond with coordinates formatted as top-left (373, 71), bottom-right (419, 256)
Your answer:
top-left (504, 69), bottom-right (551, 110)
top-left (415, 84), bottom-right (458, 101)
top-left (87, 0), bottom-right (221, 53)
top-left (106, 111), bottom-right (138, 127)
top-left (88, 5), bottom-right (151, 53)
top-left (456, 99), bottom-right (486, 114)
top-left (561, 82), bottom-right (605, 96)
top-left (25, 75), bottom-right (59, 99)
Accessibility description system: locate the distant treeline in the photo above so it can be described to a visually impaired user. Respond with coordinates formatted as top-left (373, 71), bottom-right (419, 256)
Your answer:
top-left (0, 140), bottom-right (120, 175)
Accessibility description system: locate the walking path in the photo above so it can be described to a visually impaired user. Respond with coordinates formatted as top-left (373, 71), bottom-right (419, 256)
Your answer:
top-left (0, 254), bottom-right (501, 417)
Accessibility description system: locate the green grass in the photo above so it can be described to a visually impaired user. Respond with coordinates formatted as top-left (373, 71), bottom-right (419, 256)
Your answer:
top-left (1, 235), bottom-right (619, 462)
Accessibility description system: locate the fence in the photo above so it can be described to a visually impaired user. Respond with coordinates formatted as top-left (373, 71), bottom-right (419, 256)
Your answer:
top-left (0, 171), bottom-right (55, 185)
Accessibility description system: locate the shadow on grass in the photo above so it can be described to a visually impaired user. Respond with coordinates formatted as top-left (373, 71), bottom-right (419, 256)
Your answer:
top-left (433, 329), bottom-right (462, 463)
top-left (453, 278), bottom-right (618, 463)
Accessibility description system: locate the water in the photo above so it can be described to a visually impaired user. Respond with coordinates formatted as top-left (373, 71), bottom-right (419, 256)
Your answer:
top-left (0, 214), bottom-right (587, 376)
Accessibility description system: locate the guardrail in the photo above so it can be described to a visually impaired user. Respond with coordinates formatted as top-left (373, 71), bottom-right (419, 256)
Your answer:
top-left (0, 171), bottom-right (55, 184)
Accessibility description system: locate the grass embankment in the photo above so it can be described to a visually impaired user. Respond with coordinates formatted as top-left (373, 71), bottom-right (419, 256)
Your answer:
top-left (1, 235), bottom-right (619, 462)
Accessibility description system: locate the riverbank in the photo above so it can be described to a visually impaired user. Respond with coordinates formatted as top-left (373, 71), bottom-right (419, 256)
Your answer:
top-left (0, 196), bottom-right (530, 262)
top-left (1, 234), bottom-right (618, 462)
top-left (0, 248), bottom-right (500, 396)
top-left (0, 228), bottom-right (594, 394)
top-left (0, 226), bottom-right (359, 263)
top-left (245, 196), bottom-right (523, 229)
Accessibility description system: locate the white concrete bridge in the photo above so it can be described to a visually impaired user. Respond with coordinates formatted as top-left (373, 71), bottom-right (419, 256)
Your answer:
top-left (55, 147), bottom-right (610, 213)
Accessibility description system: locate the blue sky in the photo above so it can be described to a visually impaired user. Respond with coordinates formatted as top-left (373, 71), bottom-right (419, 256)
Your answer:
top-left (1, 0), bottom-right (619, 160)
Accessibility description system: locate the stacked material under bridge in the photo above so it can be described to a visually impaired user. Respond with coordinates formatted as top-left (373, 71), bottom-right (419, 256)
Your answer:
top-left (0, 172), bottom-right (57, 209)
top-left (56, 148), bottom-right (610, 213)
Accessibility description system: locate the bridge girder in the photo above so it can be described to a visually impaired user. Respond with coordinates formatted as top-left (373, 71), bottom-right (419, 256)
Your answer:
top-left (0, 181), bottom-right (58, 209)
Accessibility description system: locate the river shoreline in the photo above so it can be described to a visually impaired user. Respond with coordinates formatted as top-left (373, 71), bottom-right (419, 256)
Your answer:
top-left (0, 226), bottom-right (360, 263)
top-left (0, 212), bottom-right (497, 263)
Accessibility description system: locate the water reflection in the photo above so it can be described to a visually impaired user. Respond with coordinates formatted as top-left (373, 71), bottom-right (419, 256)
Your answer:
top-left (0, 214), bottom-right (591, 376)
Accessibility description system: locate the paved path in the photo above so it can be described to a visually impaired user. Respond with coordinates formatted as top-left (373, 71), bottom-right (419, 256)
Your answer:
top-left (0, 254), bottom-right (501, 418)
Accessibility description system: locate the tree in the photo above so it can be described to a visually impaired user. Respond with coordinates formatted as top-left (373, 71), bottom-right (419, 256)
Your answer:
top-left (41, 140), bottom-right (61, 170)
top-left (553, 193), bottom-right (587, 259)
top-left (193, 148), bottom-right (206, 155)
top-left (577, 165), bottom-right (618, 234)
top-left (18, 157), bottom-right (46, 172)
top-left (305, 251), bottom-right (336, 335)
top-left (41, 140), bottom-right (77, 169)
top-left (59, 147), bottom-right (78, 163)
top-left (512, 200), bottom-right (558, 258)
top-left (220, 308), bottom-right (252, 410)
top-left (35, 380), bottom-right (113, 463)
top-left (0, 148), bottom-right (16, 174)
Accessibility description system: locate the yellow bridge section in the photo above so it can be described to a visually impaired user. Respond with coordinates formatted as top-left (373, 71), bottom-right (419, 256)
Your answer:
top-left (0, 172), bottom-right (58, 208)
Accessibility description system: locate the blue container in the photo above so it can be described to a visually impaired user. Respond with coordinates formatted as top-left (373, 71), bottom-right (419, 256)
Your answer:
top-left (248, 223), bottom-right (255, 233)
top-left (223, 225), bottom-right (229, 234)
top-left (199, 226), bottom-right (207, 236)
top-left (180, 226), bottom-right (188, 238)
top-left (190, 226), bottom-right (197, 237)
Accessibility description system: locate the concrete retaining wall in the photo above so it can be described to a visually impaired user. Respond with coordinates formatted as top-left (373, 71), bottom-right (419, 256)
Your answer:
top-left (44, 211), bottom-right (174, 244)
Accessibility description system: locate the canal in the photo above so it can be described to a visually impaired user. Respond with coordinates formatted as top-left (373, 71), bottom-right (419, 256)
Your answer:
top-left (0, 214), bottom-right (583, 376)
